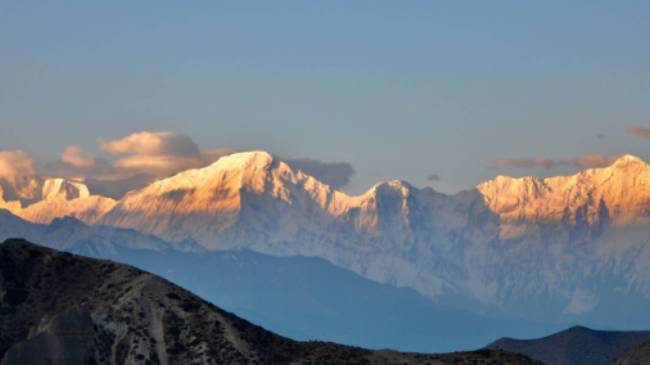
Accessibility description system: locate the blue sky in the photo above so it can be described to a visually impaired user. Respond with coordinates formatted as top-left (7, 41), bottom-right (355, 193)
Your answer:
top-left (1, 1), bottom-right (650, 193)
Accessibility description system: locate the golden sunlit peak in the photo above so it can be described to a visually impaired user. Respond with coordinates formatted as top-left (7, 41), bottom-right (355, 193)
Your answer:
top-left (611, 154), bottom-right (646, 167)
top-left (210, 150), bottom-right (274, 170)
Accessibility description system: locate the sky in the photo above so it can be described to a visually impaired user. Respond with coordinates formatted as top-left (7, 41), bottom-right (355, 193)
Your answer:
top-left (1, 1), bottom-right (650, 194)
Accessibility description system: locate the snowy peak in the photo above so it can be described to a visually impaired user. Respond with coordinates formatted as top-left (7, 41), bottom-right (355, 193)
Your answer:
top-left (477, 154), bottom-right (650, 238)
top-left (41, 178), bottom-right (90, 201)
top-left (100, 150), bottom-right (354, 246)
top-left (100, 150), bottom-right (650, 247)
top-left (0, 176), bottom-right (116, 225)
top-left (134, 150), bottom-right (287, 199)
top-left (112, 150), bottom-right (305, 215)
top-left (207, 150), bottom-right (274, 172)
top-left (369, 180), bottom-right (414, 195)
top-left (611, 153), bottom-right (646, 168)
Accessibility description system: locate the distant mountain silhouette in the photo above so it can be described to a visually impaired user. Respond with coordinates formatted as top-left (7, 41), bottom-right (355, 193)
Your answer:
top-left (487, 326), bottom-right (650, 365)
top-left (0, 238), bottom-right (541, 365)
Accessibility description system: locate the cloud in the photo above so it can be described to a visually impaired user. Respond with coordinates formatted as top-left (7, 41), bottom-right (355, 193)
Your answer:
top-left (626, 126), bottom-right (650, 139)
top-left (493, 154), bottom-right (623, 170)
top-left (201, 148), bottom-right (237, 164)
top-left (568, 154), bottom-right (621, 168)
top-left (427, 174), bottom-right (441, 182)
top-left (60, 145), bottom-right (96, 168)
top-left (286, 159), bottom-right (355, 189)
top-left (595, 133), bottom-right (607, 140)
top-left (41, 146), bottom-right (116, 180)
top-left (85, 173), bottom-right (154, 199)
top-left (101, 131), bottom-right (204, 177)
top-left (0, 150), bottom-right (40, 200)
top-left (493, 158), bottom-right (556, 169)
top-left (26, 131), bottom-right (358, 198)
top-left (111, 155), bottom-right (204, 176)
top-left (563, 289), bottom-right (599, 315)
top-left (101, 131), bottom-right (200, 157)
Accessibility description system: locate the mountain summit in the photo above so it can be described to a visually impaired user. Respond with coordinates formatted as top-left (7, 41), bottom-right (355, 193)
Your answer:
top-left (101, 151), bottom-right (351, 248)
top-left (0, 176), bottom-right (115, 225)
top-left (487, 325), bottom-right (650, 365)
top-left (478, 153), bottom-right (650, 239)
top-left (102, 151), bottom-right (650, 246)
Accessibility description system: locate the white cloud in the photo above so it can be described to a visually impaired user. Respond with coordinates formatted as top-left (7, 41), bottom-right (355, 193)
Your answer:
top-left (15, 131), bottom-right (357, 199)
top-left (626, 126), bottom-right (650, 139)
top-left (60, 145), bottom-right (96, 168)
top-left (0, 150), bottom-right (39, 200)
top-left (493, 153), bottom-right (623, 170)
top-left (101, 131), bottom-right (200, 157)
top-left (563, 288), bottom-right (599, 315)
top-left (100, 131), bottom-right (204, 177)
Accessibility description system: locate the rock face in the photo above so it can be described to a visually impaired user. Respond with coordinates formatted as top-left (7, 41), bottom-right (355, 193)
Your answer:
top-left (0, 239), bottom-right (541, 365)
top-left (487, 326), bottom-right (650, 365)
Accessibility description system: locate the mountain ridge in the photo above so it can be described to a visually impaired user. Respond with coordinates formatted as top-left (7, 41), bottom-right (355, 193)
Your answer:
top-left (0, 238), bottom-right (543, 365)
top-left (487, 325), bottom-right (650, 365)
top-left (4, 151), bottom-right (650, 327)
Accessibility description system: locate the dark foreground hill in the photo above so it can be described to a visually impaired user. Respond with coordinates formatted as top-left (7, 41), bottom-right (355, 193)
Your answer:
top-left (0, 239), bottom-right (540, 365)
top-left (612, 340), bottom-right (650, 364)
top-left (487, 326), bottom-right (650, 365)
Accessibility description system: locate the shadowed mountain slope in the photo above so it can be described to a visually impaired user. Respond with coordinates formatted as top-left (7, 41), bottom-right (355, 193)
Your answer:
top-left (94, 247), bottom-right (558, 353)
top-left (0, 238), bottom-right (541, 365)
top-left (487, 326), bottom-right (650, 365)
top-left (0, 210), bottom-right (560, 353)
top-left (612, 340), bottom-right (650, 364)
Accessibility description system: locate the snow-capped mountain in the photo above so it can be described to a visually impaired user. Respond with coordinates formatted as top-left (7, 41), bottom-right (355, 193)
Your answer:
top-left (96, 151), bottom-right (650, 325)
top-left (102, 151), bottom-right (349, 249)
top-left (4, 150), bottom-right (650, 326)
top-left (0, 176), bottom-right (116, 225)
top-left (477, 154), bottom-right (650, 239)
top-left (102, 151), bottom-right (473, 252)
top-left (0, 208), bottom-right (194, 255)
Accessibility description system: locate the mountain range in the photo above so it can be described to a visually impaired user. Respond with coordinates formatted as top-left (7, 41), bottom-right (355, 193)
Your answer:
top-left (2, 151), bottom-right (650, 330)
top-left (487, 326), bottom-right (650, 365)
top-left (0, 238), bottom-right (542, 365)
top-left (0, 210), bottom-right (558, 353)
